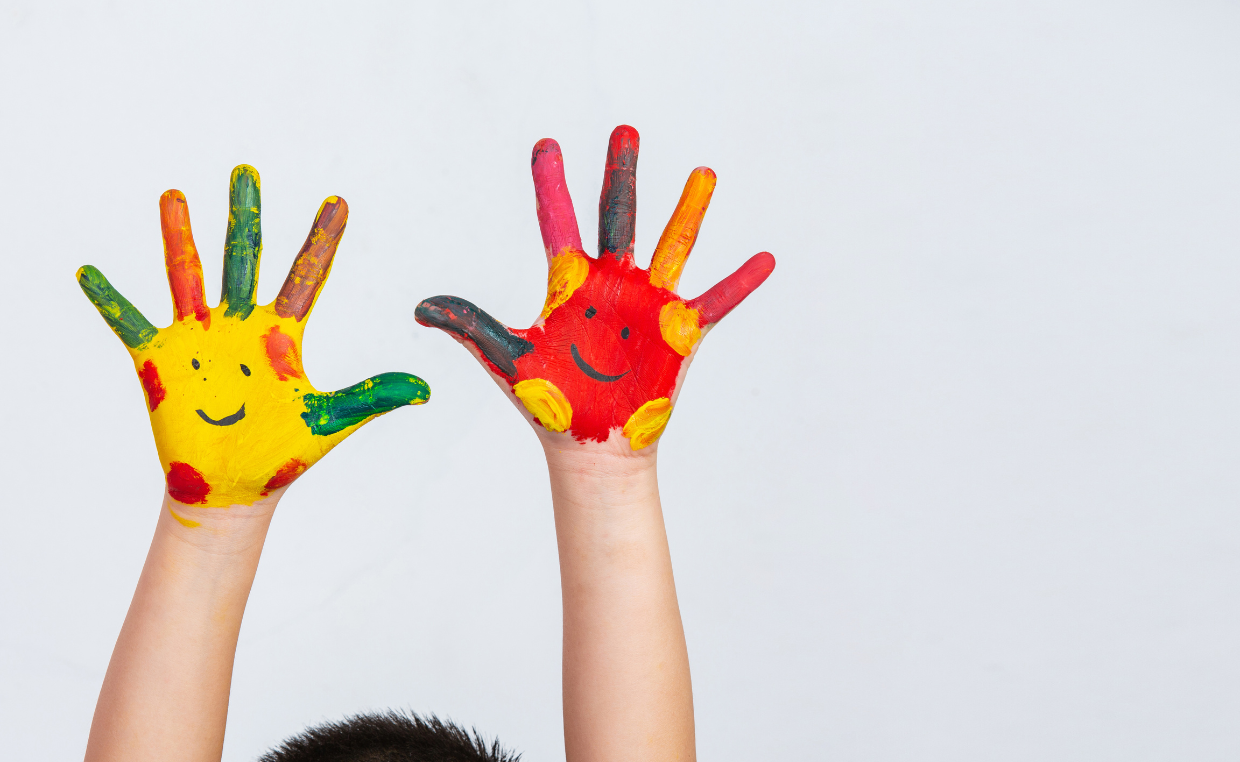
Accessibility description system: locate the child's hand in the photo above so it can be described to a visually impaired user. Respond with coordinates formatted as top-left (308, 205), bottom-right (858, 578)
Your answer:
top-left (416, 126), bottom-right (774, 453)
top-left (78, 166), bottom-right (430, 509)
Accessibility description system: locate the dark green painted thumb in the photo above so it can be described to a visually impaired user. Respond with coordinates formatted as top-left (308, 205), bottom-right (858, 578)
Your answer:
top-left (301, 372), bottom-right (431, 436)
top-left (77, 265), bottom-right (159, 349)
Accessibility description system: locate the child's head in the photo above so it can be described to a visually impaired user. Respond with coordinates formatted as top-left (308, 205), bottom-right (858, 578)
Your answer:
top-left (260, 711), bottom-right (517, 762)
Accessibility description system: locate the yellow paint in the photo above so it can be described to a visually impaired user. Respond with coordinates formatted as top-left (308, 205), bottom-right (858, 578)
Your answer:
top-left (127, 302), bottom-right (364, 507)
top-left (624, 397), bottom-right (673, 450)
top-left (658, 300), bottom-right (702, 356)
top-left (649, 168), bottom-right (716, 291)
top-left (541, 249), bottom-right (589, 319)
top-left (168, 506), bottom-right (201, 528)
top-left (513, 377), bottom-right (573, 432)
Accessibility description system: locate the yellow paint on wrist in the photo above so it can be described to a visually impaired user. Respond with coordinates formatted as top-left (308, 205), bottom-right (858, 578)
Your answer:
top-left (541, 249), bottom-right (589, 318)
top-left (624, 397), bottom-right (673, 449)
top-left (168, 506), bottom-right (201, 528)
top-left (513, 377), bottom-right (573, 432)
top-left (658, 300), bottom-right (701, 356)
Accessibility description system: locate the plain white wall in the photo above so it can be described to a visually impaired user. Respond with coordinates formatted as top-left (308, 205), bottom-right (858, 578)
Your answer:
top-left (1, 0), bottom-right (1239, 759)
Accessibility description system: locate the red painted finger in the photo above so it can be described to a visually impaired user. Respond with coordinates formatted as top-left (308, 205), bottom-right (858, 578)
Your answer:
top-left (275, 196), bottom-right (348, 321)
top-left (532, 138), bottom-right (584, 262)
top-left (687, 252), bottom-right (776, 325)
top-left (598, 125), bottom-right (639, 261)
top-left (159, 190), bottom-right (210, 326)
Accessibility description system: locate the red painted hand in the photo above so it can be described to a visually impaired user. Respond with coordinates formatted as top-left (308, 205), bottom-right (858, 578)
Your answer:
top-left (416, 126), bottom-right (775, 451)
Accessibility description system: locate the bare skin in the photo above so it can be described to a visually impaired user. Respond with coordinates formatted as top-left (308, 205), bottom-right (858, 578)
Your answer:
top-left (85, 491), bottom-right (282, 762)
top-left (83, 443), bottom-right (692, 762)
top-left (413, 127), bottom-right (774, 761)
top-left (543, 435), bottom-right (695, 762)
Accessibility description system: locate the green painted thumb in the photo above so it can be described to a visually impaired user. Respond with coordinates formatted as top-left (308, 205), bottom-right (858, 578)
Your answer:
top-left (301, 372), bottom-right (431, 436)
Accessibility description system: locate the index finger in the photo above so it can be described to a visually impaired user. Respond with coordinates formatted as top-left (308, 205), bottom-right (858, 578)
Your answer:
top-left (532, 138), bottom-right (584, 263)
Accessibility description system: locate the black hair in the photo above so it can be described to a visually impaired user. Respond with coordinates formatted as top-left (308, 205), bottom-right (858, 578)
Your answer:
top-left (259, 710), bottom-right (520, 762)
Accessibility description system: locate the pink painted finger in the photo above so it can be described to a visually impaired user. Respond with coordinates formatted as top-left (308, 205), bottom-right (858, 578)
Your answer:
top-left (532, 138), bottom-right (584, 262)
top-left (687, 252), bottom-right (776, 325)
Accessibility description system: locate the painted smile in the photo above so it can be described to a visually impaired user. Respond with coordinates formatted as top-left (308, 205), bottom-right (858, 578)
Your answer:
top-left (570, 344), bottom-right (629, 383)
top-left (196, 404), bottom-right (246, 426)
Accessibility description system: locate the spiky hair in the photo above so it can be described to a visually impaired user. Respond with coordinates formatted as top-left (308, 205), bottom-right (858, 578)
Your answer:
top-left (259, 710), bottom-right (520, 762)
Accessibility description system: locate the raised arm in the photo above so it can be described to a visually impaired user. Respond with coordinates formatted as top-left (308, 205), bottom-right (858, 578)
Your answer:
top-left (548, 448), bottom-right (691, 761)
top-left (416, 126), bottom-right (774, 761)
top-left (80, 167), bottom-right (429, 762)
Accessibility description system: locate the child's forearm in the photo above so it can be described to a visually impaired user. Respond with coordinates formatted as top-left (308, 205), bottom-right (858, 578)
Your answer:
top-left (84, 493), bottom-right (279, 762)
top-left (546, 448), bottom-right (695, 762)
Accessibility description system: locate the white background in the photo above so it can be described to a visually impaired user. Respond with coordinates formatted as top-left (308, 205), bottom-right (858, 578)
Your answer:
top-left (1, 1), bottom-right (1239, 759)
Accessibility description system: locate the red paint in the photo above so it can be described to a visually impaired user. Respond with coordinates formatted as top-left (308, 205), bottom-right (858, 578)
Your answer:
top-left (262, 458), bottom-right (308, 495)
top-left (508, 254), bottom-right (684, 443)
top-left (264, 325), bottom-right (304, 380)
top-left (418, 126), bottom-right (776, 446)
top-left (688, 252), bottom-right (776, 324)
top-left (137, 359), bottom-right (166, 411)
top-left (166, 462), bottom-right (210, 504)
top-left (160, 191), bottom-right (212, 329)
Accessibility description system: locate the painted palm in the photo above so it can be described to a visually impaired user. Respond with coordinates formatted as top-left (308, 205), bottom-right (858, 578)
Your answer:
top-left (78, 166), bottom-right (430, 509)
top-left (416, 126), bottom-right (775, 450)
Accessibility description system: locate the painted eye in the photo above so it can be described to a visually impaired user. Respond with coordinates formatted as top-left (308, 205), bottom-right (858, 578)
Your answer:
top-left (191, 358), bottom-right (200, 370)
top-left (240, 364), bottom-right (251, 376)
top-left (621, 327), bottom-right (630, 339)
top-left (585, 306), bottom-right (597, 319)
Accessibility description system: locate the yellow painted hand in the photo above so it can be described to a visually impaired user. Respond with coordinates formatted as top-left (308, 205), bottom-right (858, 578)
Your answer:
top-left (78, 166), bottom-right (430, 509)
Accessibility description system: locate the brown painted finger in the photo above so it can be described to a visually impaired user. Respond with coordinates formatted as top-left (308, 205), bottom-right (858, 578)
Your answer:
top-left (274, 196), bottom-right (348, 321)
top-left (160, 190), bottom-right (210, 326)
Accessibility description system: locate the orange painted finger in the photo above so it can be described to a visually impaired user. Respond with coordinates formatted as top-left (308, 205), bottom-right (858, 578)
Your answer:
top-left (274, 196), bottom-right (348, 321)
top-left (649, 167), bottom-right (716, 291)
top-left (160, 191), bottom-right (210, 326)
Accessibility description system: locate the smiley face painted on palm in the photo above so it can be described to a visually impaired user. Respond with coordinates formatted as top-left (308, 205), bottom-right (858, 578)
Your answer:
top-left (417, 126), bottom-right (776, 450)
top-left (188, 357), bottom-right (250, 427)
top-left (79, 165), bottom-right (430, 509)
top-left (508, 254), bottom-right (689, 444)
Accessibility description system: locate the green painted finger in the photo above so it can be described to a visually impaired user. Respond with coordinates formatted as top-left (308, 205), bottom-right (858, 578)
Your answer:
top-left (301, 372), bottom-right (431, 436)
top-left (76, 265), bottom-right (158, 349)
top-left (221, 165), bottom-right (262, 319)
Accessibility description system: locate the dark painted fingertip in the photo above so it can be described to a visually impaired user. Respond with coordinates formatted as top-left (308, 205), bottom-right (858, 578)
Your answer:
top-left (415, 295), bottom-right (534, 378)
top-left (532, 138), bottom-right (562, 167)
top-left (77, 265), bottom-right (159, 349)
top-left (301, 372), bottom-right (431, 436)
top-left (599, 125), bottom-right (639, 260)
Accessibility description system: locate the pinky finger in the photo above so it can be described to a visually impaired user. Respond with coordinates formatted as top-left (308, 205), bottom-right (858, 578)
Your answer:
top-left (686, 252), bottom-right (776, 325)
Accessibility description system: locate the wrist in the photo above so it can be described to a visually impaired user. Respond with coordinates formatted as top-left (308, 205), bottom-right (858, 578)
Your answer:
top-left (156, 488), bottom-right (282, 559)
top-left (540, 427), bottom-right (659, 479)
top-left (543, 436), bottom-right (662, 539)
